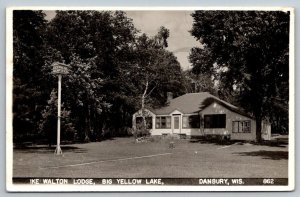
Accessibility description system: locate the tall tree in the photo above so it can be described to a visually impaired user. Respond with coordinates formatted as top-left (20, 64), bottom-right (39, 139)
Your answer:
top-left (13, 10), bottom-right (48, 143)
top-left (190, 11), bottom-right (289, 141)
top-left (45, 11), bottom-right (139, 140)
top-left (132, 28), bottom-right (185, 130)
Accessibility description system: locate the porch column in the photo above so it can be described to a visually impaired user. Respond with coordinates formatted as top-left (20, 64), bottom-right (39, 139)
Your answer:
top-left (199, 113), bottom-right (204, 135)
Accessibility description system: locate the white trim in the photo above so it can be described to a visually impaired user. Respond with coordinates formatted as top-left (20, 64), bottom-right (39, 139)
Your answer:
top-left (172, 114), bottom-right (181, 134)
top-left (169, 109), bottom-right (183, 115)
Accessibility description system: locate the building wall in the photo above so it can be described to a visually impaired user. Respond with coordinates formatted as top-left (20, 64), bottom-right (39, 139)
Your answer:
top-left (151, 128), bottom-right (202, 136)
top-left (184, 128), bottom-right (202, 136)
top-left (151, 128), bottom-right (172, 135)
top-left (132, 109), bottom-right (155, 131)
top-left (200, 102), bottom-right (257, 141)
top-left (150, 111), bottom-right (203, 136)
top-left (133, 103), bottom-right (271, 141)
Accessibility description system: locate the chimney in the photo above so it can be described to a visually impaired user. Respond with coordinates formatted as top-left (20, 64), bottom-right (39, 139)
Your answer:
top-left (167, 92), bottom-right (173, 103)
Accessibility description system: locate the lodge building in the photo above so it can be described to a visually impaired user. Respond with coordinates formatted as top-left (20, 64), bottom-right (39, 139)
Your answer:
top-left (132, 92), bottom-right (271, 141)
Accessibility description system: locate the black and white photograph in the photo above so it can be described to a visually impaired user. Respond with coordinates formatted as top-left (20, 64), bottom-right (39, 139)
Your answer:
top-left (6, 7), bottom-right (295, 191)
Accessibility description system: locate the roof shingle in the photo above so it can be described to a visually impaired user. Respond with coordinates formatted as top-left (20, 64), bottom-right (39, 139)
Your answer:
top-left (152, 92), bottom-right (240, 115)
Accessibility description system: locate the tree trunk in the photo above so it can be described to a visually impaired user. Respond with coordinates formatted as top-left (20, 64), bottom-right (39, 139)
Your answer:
top-left (141, 80), bottom-right (149, 129)
top-left (84, 105), bottom-right (91, 142)
top-left (255, 116), bottom-right (262, 143)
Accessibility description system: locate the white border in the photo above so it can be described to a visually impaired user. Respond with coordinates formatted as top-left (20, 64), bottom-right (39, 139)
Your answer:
top-left (6, 6), bottom-right (294, 11)
top-left (6, 7), bottom-right (13, 193)
top-left (288, 5), bottom-right (295, 192)
top-left (6, 6), bottom-right (295, 192)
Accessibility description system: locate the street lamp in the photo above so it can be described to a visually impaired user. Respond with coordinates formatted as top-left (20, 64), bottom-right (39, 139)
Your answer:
top-left (52, 62), bottom-right (71, 155)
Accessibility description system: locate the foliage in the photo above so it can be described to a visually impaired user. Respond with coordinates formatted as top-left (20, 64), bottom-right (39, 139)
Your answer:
top-left (134, 122), bottom-right (151, 138)
top-left (190, 11), bottom-right (290, 140)
top-left (133, 29), bottom-right (185, 109)
top-left (13, 10), bottom-right (48, 143)
top-left (182, 70), bottom-right (216, 94)
top-left (43, 11), bottom-right (142, 141)
top-left (130, 28), bottom-right (185, 133)
top-left (13, 10), bottom-right (185, 144)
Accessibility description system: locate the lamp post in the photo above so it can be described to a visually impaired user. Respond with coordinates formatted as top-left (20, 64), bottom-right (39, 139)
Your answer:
top-left (51, 62), bottom-right (71, 155)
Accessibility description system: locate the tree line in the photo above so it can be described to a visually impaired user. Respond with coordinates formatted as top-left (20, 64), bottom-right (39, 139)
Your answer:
top-left (13, 10), bottom-right (289, 144)
top-left (13, 10), bottom-right (188, 144)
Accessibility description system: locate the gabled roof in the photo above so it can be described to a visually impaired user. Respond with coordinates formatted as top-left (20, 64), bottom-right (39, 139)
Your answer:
top-left (152, 92), bottom-right (252, 118)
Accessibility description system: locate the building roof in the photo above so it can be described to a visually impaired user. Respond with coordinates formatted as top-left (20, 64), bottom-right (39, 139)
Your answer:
top-left (151, 92), bottom-right (251, 118)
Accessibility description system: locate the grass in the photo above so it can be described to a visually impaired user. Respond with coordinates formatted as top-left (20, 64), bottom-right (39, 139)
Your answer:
top-left (13, 137), bottom-right (288, 178)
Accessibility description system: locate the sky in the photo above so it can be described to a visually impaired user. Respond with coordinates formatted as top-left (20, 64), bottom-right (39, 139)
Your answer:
top-left (44, 10), bottom-right (200, 70)
top-left (125, 11), bottom-right (200, 70)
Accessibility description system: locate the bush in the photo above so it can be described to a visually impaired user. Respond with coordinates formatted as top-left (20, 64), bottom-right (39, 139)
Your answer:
top-left (133, 121), bottom-right (150, 138)
top-left (134, 128), bottom-right (150, 138)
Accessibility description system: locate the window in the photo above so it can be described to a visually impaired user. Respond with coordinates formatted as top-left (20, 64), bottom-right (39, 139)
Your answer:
top-left (204, 114), bottom-right (226, 128)
top-left (232, 120), bottom-right (251, 133)
top-left (156, 117), bottom-right (160, 128)
top-left (156, 116), bottom-right (171, 129)
top-left (166, 116), bottom-right (171, 128)
top-left (136, 117), bottom-right (152, 129)
top-left (242, 121), bottom-right (251, 132)
top-left (161, 117), bottom-right (166, 128)
top-left (182, 116), bottom-right (188, 128)
top-left (182, 115), bottom-right (200, 128)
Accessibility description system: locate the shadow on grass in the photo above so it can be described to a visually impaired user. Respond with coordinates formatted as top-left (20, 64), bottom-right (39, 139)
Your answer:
top-left (189, 138), bottom-right (236, 145)
top-left (189, 138), bottom-right (288, 148)
top-left (253, 140), bottom-right (288, 148)
top-left (234, 150), bottom-right (288, 160)
top-left (14, 146), bottom-right (87, 154)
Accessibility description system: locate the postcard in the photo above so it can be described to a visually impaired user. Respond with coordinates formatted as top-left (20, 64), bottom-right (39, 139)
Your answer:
top-left (6, 7), bottom-right (295, 191)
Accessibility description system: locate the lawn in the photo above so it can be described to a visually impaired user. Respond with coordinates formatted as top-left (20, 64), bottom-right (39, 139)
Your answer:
top-left (13, 137), bottom-right (288, 178)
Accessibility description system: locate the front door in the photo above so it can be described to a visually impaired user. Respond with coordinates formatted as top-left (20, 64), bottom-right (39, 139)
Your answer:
top-left (172, 115), bottom-right (181, 134)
